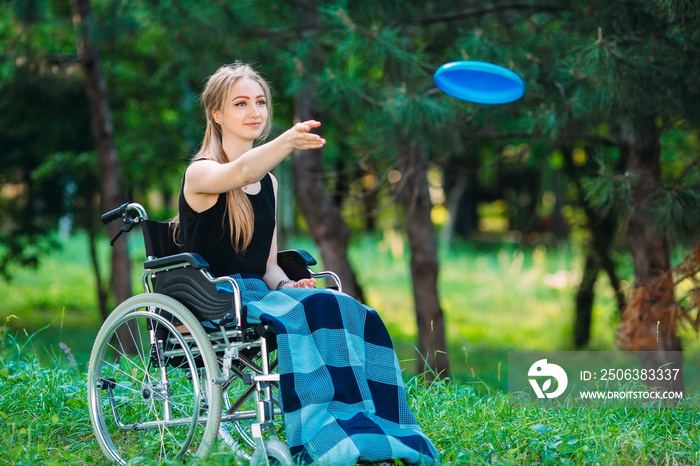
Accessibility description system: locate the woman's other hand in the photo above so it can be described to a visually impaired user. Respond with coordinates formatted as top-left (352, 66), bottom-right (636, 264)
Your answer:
top-left (289, 278), bottom-right (316, 289)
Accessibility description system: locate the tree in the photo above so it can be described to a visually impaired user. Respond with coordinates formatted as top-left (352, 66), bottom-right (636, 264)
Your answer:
top-left (313, 4), bottom-right (458, 376)
top-left (291, 0), bottom-right (367, 301)
top-left (0, 1), bottom-right (85, 279)
top-left (1, 0), bottom-right (195, 318)
top-left (70, 0), bottom-right (132, 317)
top-left (397, 141), bottom-right (449, 377)
top-left (569, 1), bottom-right (700, 390)
top-left (559, 143), bottom-right (624, 347)
top-left (403, 0), bottom-right (699, 368)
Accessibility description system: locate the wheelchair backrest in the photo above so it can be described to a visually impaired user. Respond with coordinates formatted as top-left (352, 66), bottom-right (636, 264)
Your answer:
top-left (141, 219), bottom-right (239, 324)
top-left (142, 220), bottom-right (181, 258)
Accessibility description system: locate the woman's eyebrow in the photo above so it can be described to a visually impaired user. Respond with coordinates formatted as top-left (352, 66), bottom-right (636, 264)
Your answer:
top-left (231, 95), bottom-right (266, 101)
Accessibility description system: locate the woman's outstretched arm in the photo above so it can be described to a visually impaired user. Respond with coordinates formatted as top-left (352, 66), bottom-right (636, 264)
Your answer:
top-left (186, 120), bottom-right (325, 196)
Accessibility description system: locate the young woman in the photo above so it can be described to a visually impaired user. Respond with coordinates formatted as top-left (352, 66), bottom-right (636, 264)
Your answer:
top-left (178, 62), bottom-right (439, 465)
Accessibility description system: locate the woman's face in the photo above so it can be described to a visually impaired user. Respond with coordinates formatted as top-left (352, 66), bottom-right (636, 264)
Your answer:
top-left (215, 77), bottom-right (269, 143)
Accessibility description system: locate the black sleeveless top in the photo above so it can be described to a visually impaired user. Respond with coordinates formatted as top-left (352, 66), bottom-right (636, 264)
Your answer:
top-left (178, 173), bottom-right (275, 277)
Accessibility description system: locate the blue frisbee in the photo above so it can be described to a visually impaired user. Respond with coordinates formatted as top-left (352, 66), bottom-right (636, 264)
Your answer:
top-left (434, 61), bottom-right (525, 104)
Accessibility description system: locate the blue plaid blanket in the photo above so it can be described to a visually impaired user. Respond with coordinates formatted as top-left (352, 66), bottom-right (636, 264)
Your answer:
top-left (217, 274), bottom-right (440, 465)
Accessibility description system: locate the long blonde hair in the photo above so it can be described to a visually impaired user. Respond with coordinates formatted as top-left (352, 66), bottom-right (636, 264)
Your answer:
top-left (186, 63), bottom-right (273, 252)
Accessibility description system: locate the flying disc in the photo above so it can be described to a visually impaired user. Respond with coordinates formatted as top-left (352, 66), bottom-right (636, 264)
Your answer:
top-left (434, 61), bottom-right (525, 104)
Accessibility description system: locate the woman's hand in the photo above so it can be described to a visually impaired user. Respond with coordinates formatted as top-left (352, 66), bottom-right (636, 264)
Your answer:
top-left (283, 278), bottom-right (316, 289)
top-left (286, 120), bottom-right (326, 150)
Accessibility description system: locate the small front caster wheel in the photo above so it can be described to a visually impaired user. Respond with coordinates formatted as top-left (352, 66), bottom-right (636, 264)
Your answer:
top-left (250, 439), bottom-right (293, 466)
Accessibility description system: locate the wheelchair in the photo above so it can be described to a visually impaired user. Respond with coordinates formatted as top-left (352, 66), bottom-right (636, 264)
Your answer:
top-left (86, 202), bottom-right (341, 465)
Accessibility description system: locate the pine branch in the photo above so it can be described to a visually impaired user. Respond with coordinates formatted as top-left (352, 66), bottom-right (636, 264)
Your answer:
top-left (0, 22), bottom-right (28, 63)
top-left (460, 129), bottom-right (625, 150)
top-left (582, 162), bottom-right (633, 219)
top-left (335, 8), bottom-right (378, 40)
top-left (672, 158), bottom-right (700, 186)
top-left (393, 2), bottom-right (570, 26)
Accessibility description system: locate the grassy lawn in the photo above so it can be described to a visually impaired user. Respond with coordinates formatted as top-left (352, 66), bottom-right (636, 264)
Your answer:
top-left (1, 342), bottom-right (699, 465)
top-left (1, 231), bottom-right (699, 464)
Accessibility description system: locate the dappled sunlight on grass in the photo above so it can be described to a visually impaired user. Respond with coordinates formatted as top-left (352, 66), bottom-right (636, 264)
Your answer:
top-left (5, 231), bottom-right (700, 382)
top-left (0, 233), bottom-right (103, 330)
top-left (349, 236), bottom-right (592, 380)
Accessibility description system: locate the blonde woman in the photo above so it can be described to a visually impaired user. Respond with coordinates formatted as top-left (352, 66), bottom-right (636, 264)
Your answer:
top-left (178, 63), bottom-right (439, 465)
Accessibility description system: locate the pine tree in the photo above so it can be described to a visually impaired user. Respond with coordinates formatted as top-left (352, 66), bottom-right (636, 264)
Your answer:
top-left (563, 0), bottom-right (700, 389)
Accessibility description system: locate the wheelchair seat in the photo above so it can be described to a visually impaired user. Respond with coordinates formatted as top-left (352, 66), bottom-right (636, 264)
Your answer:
top-left (140, 219), bottom-right (326, 325)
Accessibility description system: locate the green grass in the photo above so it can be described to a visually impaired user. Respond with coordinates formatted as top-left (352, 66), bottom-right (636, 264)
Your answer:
top-left (1, 336), bottom-right (699, 465)
top-left (1, 231), bottom-right (700, 464)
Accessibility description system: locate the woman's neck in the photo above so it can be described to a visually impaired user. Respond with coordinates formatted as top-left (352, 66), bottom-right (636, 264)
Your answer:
top-left (221, 135), bottom-right (254, 163)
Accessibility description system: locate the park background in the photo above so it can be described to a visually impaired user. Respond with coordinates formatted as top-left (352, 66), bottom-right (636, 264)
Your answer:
top-left (0, 0), bottom-right (699, 464)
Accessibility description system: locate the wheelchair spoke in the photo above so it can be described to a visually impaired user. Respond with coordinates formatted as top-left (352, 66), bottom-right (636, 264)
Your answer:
top-left (105, 335), bottom-right (151, 383)
top-left (101, 358), bottom-right (149, 392)
top-left (133, 317), bottom-right (151, 370)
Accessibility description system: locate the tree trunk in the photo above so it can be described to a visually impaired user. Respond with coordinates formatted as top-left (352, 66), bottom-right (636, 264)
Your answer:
top-left (71, 0), bottom-right (132, 315)
top-left (560, 144), bottom-right (623, 346)
top-left (292, 0), bottom-right (365, 301)
top-left (442, 145), bottom-right (479, 241)
top-left (615, 117), bottom-right (683, 394)
top-left (88, 204), bottom-right (109, 321)
top-left (398, 142), bottom-right (449, 379)
top-left (294, 85), bottom-right (366, 302)
top-left (574, 252), bottom-right (599, 348)
top-left (441, 168), bottom-right (469, 245)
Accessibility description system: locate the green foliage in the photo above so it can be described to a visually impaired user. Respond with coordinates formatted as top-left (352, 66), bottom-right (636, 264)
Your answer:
top-left (581, 127), bottom-right (700, 246)
top-left (581, 157), bottom-right (632, 219)
top-left (0, 47), bottom-right (92, 277)
top-left (648, 0), bottom-right (700, 34)
top-left (3, 0), bottom-right (699, 269)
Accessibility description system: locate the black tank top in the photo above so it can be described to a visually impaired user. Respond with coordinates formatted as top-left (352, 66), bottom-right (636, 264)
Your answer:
top-left (178, 173), bottom-right (275, 277)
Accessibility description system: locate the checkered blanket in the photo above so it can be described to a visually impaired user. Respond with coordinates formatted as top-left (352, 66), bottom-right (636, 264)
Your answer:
top-left (217, 274), bottom-right (440, 465)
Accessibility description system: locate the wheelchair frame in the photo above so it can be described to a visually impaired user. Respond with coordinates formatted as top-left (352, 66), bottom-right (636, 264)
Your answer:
top-left (87, 203), bottom-right (341, 465)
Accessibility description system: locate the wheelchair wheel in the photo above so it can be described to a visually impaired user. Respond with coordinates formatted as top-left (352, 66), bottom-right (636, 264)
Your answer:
top-left (87, 293), bottom-right (222, 464)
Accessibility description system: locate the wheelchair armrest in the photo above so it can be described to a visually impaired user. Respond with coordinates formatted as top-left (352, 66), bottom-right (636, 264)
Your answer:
top-left (278, 249), bottom-right (317, 267)
top-left (144, 252), bottom-right (211, 271)
top-left (278, 249), bottom-right (342, 292)
top-left (277, 249), bottom-right (316, 281)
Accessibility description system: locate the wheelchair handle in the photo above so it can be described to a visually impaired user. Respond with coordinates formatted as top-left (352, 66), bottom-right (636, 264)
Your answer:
top-left (101, 204), bottom-right (125, 224)
top-left (101, 203), bottom-right (149, 245)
